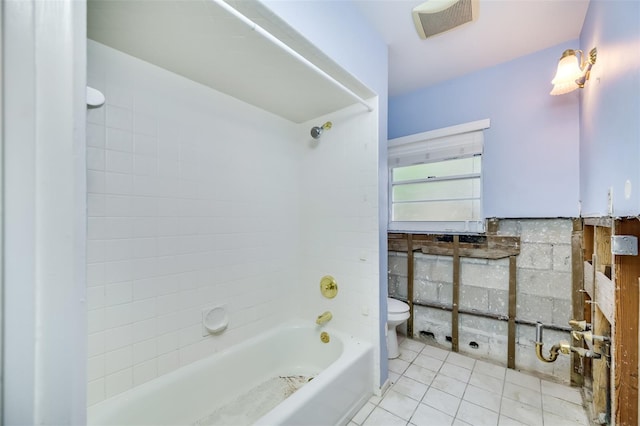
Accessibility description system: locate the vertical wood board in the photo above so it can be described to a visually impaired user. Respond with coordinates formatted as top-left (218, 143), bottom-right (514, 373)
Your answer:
top-left (507, 255), bottom-right (517, 369)
top-left (571, 219), bottom-right (584, 386)
top-left (613, 219), bottom-right (639, 426)
top-left (452, 235), bottom-right (460, 352)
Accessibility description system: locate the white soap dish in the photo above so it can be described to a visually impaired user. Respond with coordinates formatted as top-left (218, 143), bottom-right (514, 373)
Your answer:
top-left (203, 306), bottom-right (228, 334)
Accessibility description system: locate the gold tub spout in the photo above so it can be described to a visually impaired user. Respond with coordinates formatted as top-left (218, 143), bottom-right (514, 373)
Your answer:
top-left (316, 311), bottom-right (332, 325)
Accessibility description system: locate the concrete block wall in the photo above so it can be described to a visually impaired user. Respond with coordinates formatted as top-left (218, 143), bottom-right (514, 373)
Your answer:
top-left (388, 218), bottom-right (574, 382)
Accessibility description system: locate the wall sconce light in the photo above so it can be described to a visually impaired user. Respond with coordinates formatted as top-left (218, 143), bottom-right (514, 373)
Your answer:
top-left (550, 47), bottom-right (597, 95)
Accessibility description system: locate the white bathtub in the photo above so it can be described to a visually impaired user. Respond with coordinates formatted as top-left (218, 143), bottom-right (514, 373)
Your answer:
top-left (88, 321), bottom-right (374, 425)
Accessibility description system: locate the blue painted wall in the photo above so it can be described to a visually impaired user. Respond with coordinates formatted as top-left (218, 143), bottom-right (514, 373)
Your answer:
top-left (389, 43), bottom-right (581, 218)
top-left (579, 0), bottom-right (640, 216)
top-left (257, 0), bottom-right (391, 387)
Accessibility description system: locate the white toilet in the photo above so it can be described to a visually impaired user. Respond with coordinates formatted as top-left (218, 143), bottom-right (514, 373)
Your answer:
top-left (387, 297), bottom-right (410, 359)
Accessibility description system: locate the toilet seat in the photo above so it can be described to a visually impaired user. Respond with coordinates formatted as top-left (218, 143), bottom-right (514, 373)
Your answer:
top-left (387, 297), bottom-right (409, 314)
top-left (387, 298), bottom-right (410, 323)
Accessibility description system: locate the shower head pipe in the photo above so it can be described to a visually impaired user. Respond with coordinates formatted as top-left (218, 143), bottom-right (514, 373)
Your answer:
top-left (311, 121), bottom-right (332, 139)
top-left (212, 0), bottom-right (374, 113)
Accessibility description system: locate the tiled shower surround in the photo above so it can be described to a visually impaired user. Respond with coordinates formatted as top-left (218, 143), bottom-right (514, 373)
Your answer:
top-left (86, 41), bottom-right (379, 405)
top-left (388, 219), bottom-right (574, 382)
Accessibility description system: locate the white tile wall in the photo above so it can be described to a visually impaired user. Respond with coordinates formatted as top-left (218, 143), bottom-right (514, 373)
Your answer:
top-left (296, 105), bottom-right (381, 348)
top-left (87, 40), bottom-right (380, 406)
top-left (86, 41), bottom-right (301, 405)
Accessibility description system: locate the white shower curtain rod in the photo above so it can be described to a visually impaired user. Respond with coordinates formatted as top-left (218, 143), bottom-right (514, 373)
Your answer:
top-left (212, 0), bottom-right (375, 113)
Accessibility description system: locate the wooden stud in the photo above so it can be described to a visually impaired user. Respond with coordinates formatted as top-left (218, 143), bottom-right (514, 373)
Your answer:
top-left (613, 219), bottom-right (639, 426)
top-left (452, 235), bottom-right (460, 353)
top-left (507, 255), bottom-right (517, 369)
top-left (407, 233), bottom-right (414, 338)
top-left (595, 225), bottom-right (612, 276)
top-left (571, 218), bottom-right (585, 386)
top-left (592, 304), bottom-right (610, 421)
top-left (486, 218), bottom-right (499, 235)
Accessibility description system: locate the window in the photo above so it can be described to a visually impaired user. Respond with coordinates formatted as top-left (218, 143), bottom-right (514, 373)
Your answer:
top-left (388, 120), bottom-right (489, 233)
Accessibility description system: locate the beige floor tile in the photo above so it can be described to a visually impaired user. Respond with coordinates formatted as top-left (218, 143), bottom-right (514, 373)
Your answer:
top-left (541, 379), bottom-right (583, 405)
top-left (400, 338), bottom-right (426, 353)
top-left (412, 353), bottom-right (445, 372)
top-left (474, 359), bottom-right (507, 380)
top-left (431, 373), bottom-right (468, 398)
top-left (505, 369), bottom-right (540, 392)
top-left (446, 352), bottom-right (477, 370)
top-left (353, 339), bottom-right (591, 426)
top-left (422, 344), bottom-right (450, 361)
top-left (393, 376), bottom-right (429, 401)
top-left (404, 364), bottom-right (437, 385)
top-left (542, 394), bottom-right (590, 424)
top-left (363, 407), bottom-right (407, 426)
top-left (503, 382), bottom-right (542, 409)
top-left (399, 348), bottom-right (420, 363)
top-left (423, 387), bottom-right (461, 415)
top-left (440, 362), bottom-right (472, 383)
top-left (463, 384), bottom-right (501, 413)
top-left (543, 409), bottom-right (591, 425)
top-left (497, 415), bottom-right (527, 426)
top-left (410, 403), bottom-right (454, 426)
top-left (499, 397), bottom-right (543, 426)
top-left (380, 390), bottom-right (421, 421)
top-left (456, 400), bottom-right (499, 426)
top-left (469, 370), bottom-right (504, 394)
top-left (351, 402), bottom-right (376, 425)
top-left (389, 358), bottom-right (411, 375)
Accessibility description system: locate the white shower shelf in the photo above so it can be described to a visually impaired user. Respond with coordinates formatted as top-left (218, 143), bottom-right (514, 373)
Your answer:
top-left (87, 0), bottom-right (375, 123)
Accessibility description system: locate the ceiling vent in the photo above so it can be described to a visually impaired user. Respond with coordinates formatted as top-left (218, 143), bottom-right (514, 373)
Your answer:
top-left (412, 0), bottom-right (479, 39)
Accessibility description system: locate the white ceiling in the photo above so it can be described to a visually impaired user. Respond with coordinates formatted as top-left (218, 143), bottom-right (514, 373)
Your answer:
top-left (352, 0), bottom-right (590, 96)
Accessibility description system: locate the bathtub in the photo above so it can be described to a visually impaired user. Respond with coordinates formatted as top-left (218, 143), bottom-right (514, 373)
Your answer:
top-left (88, 321), bottom-right (374, 425)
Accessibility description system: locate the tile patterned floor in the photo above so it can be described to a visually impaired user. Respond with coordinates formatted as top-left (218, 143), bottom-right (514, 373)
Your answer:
top-left (349, 337), bottom-right (591, 426)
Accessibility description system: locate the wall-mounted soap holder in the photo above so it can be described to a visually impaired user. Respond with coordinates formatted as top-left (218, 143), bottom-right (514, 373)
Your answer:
top-left (202, 306), bottom-right (228, 336)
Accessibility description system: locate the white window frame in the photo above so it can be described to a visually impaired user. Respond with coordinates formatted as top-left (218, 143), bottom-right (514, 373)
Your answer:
top-left (388, 119), bottom-right (490, 234)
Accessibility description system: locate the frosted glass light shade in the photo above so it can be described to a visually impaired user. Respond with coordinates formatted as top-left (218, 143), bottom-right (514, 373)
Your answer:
top-left (550, 51), bottom-right (583, 95)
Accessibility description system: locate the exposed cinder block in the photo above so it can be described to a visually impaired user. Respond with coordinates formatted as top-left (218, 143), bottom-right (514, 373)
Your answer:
top-left (460, 314), bottom-right (508, 337)
top-left (516, 293), bottom-right (554, 324)
top-left (552, 244), bottom-right (572, 272)
top-left (517, 269), bottom-right (572, 299)
top-left (551, 297), bottom-right (572, 326)
top-left (388, 253), bottom-right (407, 276)
top-left (517, 243), bottom-right (553, 270)
top-left (388, 218), bottom-right (575, 381)
top-left (462, 257), bottom-right (489, 266)
top-left (388, 275), bottom-right (407, 299)
top-left (458, 330), bottom-right (490, 358)
top-left (460, 285), bottom-right (489, 312)
top-left (413, 306), bottom-right (452, 343)
top-left (428, 256), bottom-right (453, 283)
top-left (487, 288), bottom-right (509, 316)
top-left (413, 253), bottom-right (433, 279)
top-left (414, 278), bottom-right (438, 302)
top-left (438, 282), bottom-right (453, 305)
top-left (508, 219), bottom-right (572, 244)
top-left (461, 262), bottom-right (509, 291)
top-left (459, 315), bottom-right (510, 364)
